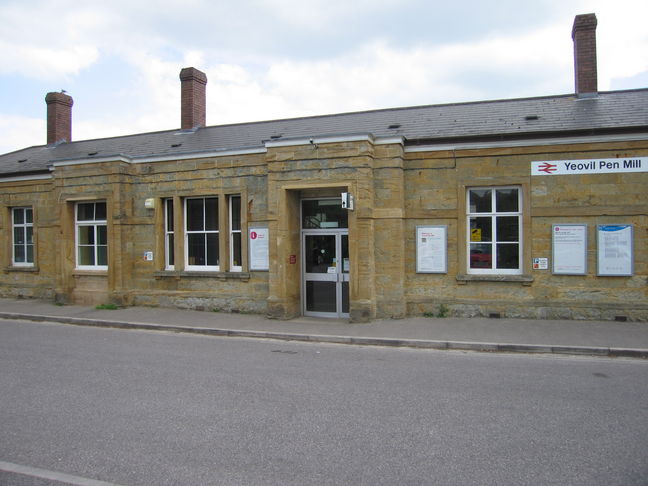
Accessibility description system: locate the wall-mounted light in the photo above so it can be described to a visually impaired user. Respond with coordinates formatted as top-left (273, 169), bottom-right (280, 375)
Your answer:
top-left (341, 192), bottom-right (354, 211)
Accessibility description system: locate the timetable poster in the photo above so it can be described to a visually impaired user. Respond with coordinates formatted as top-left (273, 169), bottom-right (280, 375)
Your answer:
top-left (597, 225), bottom-right (633, 276)
top-left (552, 224), bottom-right (587, 275)
top-left (416, 226), bottom-right (447, 273)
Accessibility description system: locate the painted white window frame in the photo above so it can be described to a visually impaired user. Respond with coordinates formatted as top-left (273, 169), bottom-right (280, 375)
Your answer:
top-left (164, 198), bottom-right (175, 270)
top-left (229, 195), bottom-right (242, 272)
top-left (467, 186), bottom-right (522, 275)
top-left (75, 201), bottom-right (108, 270)
top-left (12, 207), bottom-right (34, 267)
top-left (184, 197), bottom-right (219, 271)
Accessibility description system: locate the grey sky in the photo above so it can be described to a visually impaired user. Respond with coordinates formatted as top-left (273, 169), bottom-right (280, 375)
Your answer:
top-left (1, 0), bottom-right (646, 154)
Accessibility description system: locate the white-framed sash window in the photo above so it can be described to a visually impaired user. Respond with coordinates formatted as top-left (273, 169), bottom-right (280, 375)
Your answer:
top-left (229, 195), bottom-right (242, 272)
top-left (76, 201), bottom-right (108, 270)
top-left (12, 207), bottom-right (34, 266)
top-left (467, 187), bottom-right (522, 275)
top-left (185, 197), bottom-right (219, 271)
top-left (164, 199), bottom-right (175, 270)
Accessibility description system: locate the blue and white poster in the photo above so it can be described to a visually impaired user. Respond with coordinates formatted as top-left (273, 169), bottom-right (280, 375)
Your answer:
top-left (597, 225), bottom-right (633, 276)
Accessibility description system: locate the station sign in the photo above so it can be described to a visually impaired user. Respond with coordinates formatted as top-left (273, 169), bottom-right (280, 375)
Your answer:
top-left (531, 157), bottom-right (647, 176)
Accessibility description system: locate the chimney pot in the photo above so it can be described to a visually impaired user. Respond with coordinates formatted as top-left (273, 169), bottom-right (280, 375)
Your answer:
top-left (45, 91), bottom-right (73, 144)
top-left (180, 67), bottom-right (207, 129)
top-left (572, 13), bottom-right (598, 96)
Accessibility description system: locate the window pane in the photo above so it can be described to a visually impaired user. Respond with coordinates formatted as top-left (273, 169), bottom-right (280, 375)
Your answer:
top-left (78, 226), bottom-right (94, 245)
top-left (95, 202), bottom-right (107, 220)
top-left (302, 200), bottom-right (348, 229)
top-left (14, 227), bottom-right (25, 245)
top-left (231, 232), bottom-right (242, 267)
top-left (496, 216), bottom-right (519, 242)
top-left (469, 217), bottom-right (492, 242)
top-left (206, 233), bottom-right (219, 265)
top-left (205, 198), bottom-right (218, 231)
top-left (26, 244), bottom-right (34, 263)
top-left (166, 200), bottom-right (174, 231)
top-left (167, 234), bottom-right (174, 266)
top-left (231, 196), bottom-right (241, 231)
top-left (497, 243), bottom-right (519, 269)
top-left (342, 281), bottom-right (349, 314)
top-left (470, 243), bottom-right (492, 269)
top-left (26, 227), bottom-right (33, 245)
top-left (13, 208), bottom-right (24, 225)
top-left (305, 235), bottom-right (336, 273)
top-left (496, 189), bottom-right (519, 212)
top-left (97, 246), bottom-right (108, 266)
top-left (469, 189), bottom-right (491, 213)
top-left (341, 234), bottom-right (349, 274)
top-left (79, 246), bottom-right (95, 266)
top-left (306, 281), bottom-right (337, 312)
top-left (187, 199), bottom-right (204, 231)
top-left (77, 203), bottom-right (95, 221)
top-left (26, 208), bottom-right (33, 224)
top-left (187, 234), bottom-right (205, 265)
top-left (14, 244), bottom-right (25, 263)
top-left (97, 225), bottom-right (107, 245)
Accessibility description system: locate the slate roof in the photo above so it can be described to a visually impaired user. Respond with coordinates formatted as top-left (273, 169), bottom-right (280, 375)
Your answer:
top-left (1, 88), bottom-right (647, 177)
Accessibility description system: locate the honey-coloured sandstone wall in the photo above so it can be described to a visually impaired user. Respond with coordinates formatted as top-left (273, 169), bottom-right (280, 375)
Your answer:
top-left (0, 178), bottom-right (58, 299)
top-left (1, 136), bottom-right (646, 321)
top-left (403, 139), bottom-right (648, 321)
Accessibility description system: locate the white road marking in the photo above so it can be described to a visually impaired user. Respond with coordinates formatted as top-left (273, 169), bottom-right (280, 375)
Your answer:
top-left (0, 461), bottom-right (125, 486)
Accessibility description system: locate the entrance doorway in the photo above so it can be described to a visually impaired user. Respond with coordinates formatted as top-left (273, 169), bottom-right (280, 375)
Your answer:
top-left (301, 198), bottom-right (349, 318)
top-left (303, 232), bottom-right (349, 317)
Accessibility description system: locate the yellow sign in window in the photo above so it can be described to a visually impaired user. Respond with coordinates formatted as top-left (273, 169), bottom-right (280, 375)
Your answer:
top-left (471, 228), bottom-right (482, 242)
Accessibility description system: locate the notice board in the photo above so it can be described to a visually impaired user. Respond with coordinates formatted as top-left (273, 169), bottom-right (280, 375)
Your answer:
top-left (416, 226), bottom-right (447, 273)
top-left (552, 224), bottom-right (588, 275)
top-left (597, 225), bottom-right (633, 276)
top-left (249, 227), bottom-right (269, 271)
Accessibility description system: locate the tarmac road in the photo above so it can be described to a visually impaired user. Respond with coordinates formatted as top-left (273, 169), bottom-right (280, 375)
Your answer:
top-left (1, 319), bottom-right (648, 485)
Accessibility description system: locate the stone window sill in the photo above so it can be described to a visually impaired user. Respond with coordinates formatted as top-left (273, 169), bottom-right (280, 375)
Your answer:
top-left (5, 266), bottom-right (39, 273)
top-left (73, 270), bottom-right (108, 277)
top-left (153, 271), bottom-right (250, 281)
top-left (456, 274), bottom-right (533, 285)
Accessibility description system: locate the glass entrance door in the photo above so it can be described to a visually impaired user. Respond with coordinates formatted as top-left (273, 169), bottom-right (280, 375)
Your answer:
top-left (303, 231), bottom-right (349, 317)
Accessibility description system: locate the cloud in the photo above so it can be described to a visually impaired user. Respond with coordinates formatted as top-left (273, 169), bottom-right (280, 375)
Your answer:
top-left (589, 0), bottom-right (648, 89)
top-left (0, 43), bottom-right (99, 79)
top-left (235, 24), bottom-right (573, 120)
top-left (1, 0), bottom-right (646, 156)
top-left (0, 115), bottom-right (44, 154)
top-left (0, 2), bottom-right (105, 79)
top-left (260, 0), bottom-right (405, 31)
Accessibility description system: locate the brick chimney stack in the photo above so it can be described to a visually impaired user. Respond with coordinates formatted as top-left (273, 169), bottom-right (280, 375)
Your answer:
top-left (572, 13), bottom-right (598, 97)
top-left (180, 67), bottom-right (207, 129)
top-left (45, 91), bottom-right (73, 144)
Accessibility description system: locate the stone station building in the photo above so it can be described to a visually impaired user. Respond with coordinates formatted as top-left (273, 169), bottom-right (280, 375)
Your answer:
top-left (1, 14), bottom-right (647, 321)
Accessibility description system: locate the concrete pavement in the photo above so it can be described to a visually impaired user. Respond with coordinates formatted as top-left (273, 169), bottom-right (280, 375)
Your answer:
top-left (1, 297), bottom-right (647, 359)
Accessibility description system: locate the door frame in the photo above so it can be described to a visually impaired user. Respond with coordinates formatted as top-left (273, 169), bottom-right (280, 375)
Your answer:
top-left (301, 229), bottom-right (349, 318)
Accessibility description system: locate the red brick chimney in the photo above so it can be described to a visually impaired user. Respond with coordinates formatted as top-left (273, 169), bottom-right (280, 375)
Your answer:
top-left (572, 13), bottom-right (598, 96)
top-left (179, 67), bottom-right (207, 129)
top-left (45, 91), bottom-right (73, 144)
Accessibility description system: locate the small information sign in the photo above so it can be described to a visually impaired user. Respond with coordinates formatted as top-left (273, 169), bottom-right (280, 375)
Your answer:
top-left (533, 258), bottom-right (548, 270)
top-left (416, 225), bottom-right (447, 274)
